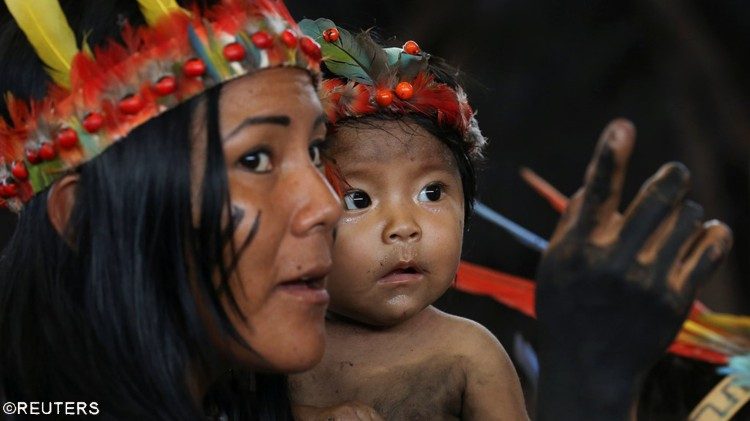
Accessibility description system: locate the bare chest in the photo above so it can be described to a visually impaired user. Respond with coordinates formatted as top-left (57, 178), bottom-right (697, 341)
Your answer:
top-left (290, 351), bottom-right (466, 420)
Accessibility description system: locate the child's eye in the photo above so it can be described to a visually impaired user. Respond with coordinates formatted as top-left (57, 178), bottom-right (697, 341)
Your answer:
top-left (309, 141), bottom-right (324, 167)
top-left (343, 190), bottom-right (372, 210)
top-left (239, 149), bottom-right (272, 173)
top-left (417, 183), bottom-right (444, 202)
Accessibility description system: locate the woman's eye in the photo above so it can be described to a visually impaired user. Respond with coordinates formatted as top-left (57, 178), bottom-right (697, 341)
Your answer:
top-left (343, 190), bottom-right (372, 210)
top-left (239, 149), bottom-right (272, 173)
top-left (309, 143), bottom-right (323, 167)
top-left (417, 183), bottom-right (444, 202)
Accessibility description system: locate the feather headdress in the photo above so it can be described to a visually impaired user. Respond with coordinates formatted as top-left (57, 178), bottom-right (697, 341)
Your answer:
top-left (0, 0), bottom-right (323, 212)
top-left (299, 18), bottom-right (486, 159)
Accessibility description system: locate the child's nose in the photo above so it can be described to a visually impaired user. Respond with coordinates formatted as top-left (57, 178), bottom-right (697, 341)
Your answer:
top-left (383, 211), bottom-right (422, 244)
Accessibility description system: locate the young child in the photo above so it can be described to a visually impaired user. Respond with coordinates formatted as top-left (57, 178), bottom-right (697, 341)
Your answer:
top-left (289, 20), bottom-right (529, 420)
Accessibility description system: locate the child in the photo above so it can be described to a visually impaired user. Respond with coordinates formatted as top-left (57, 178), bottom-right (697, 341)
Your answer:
top-left (289, 20), bottom-right (529, 420)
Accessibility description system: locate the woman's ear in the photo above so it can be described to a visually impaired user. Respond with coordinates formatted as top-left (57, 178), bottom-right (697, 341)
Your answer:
top-left (47, 174), bottom-right (80, 236)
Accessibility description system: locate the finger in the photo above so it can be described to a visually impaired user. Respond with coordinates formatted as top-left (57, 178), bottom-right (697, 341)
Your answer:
top-left (572, 119), bottom-right (635, 240)
top-left (654, 201), bottom-right (703, 280)
top-left (669, 220), bottom-right (732, 300)
top-left (615, 162), bottom-right (690, 260)
top-left (548, 188), bottom-right (583, 246)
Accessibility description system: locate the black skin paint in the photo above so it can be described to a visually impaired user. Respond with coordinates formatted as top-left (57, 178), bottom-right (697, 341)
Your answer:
top-left (534, 132), bottom-right (728, 421)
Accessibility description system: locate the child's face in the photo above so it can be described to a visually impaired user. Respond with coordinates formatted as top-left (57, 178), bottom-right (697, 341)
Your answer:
top-left (326, 119), bottom-right (465, 326)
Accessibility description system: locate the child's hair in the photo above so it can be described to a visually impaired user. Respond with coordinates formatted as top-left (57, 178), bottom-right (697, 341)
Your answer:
top-left (329, 110), bottom-right (478, 222)
top-left (320, 31), bottom-right (484, 222)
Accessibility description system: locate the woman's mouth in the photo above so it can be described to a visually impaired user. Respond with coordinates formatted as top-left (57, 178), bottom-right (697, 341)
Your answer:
top-left (276, 269), bottom-right (330, 304)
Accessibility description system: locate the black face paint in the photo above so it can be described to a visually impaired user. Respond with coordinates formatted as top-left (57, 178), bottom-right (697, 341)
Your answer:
top-left (230, 204), bottom-right (246, 228)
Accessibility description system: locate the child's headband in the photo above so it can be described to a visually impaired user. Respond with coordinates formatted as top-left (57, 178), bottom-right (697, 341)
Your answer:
top-left (299, 18), bottom-right (486, 159)
top-left (0, 0), bottom-right (322, 212)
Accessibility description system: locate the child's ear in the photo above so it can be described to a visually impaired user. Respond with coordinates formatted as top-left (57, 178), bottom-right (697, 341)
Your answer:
top-left (47, 174), bottom-right (80, 236)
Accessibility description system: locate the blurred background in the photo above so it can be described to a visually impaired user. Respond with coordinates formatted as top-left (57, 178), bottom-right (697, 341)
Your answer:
top-left (1, 0), bottom-right (748, 418)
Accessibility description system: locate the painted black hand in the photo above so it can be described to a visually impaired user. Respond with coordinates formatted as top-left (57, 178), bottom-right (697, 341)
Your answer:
top-left (535, 119), bottom-right (732, 420)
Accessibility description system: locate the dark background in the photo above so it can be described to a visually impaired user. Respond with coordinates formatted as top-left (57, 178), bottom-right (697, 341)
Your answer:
top-left (1, 0), bottom-right (749, 418)
top-left (280, 0), bottom-right (750, 314)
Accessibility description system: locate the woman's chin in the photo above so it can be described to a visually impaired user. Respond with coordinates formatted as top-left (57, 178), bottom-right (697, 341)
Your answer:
top-left (228, 319), bottom-right (327, 373)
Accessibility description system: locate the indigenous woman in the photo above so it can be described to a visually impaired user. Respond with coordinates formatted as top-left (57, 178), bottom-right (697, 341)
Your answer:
top-left (0, 0), bottom-right (339, 418)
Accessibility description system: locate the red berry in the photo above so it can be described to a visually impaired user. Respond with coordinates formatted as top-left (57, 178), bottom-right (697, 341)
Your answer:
top-left (375, 89), bottom-right (394, 107)
top-left (1, 182), bottom-right (18, 198)
top-left (280, 29), bottom-right (297, 48)
top-left (11, 161), bottom-right (28, 181)
top-left (118, 94), bottom-right (145, 115)
top-left (251, 31), bottom-right (274, 49)
top-left (26, 149), bottom-right (41, 165)
top-left (38, 142), bottom-right (56, 161)
top-left (223, 42), bottom-right (246, 61)
top-left (299, 36), bottom-right (322, 60)
top-left (183, 58), bottom-right (206, 78)
top-left (56, 127), bottom-right (79, 149)
top-left (403, 40), bottom-right (420, 55)
top-left (153, 75), bottom-right (177, 96)
top-left (83, 112), bottom-right (104, 133)
top-left (395, 81), bottom-right (414, 100)
top-left (323, 27), bottom-right (340, 43)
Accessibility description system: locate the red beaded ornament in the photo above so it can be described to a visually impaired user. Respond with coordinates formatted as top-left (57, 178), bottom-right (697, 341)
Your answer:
top-left (183, 58), bottom-right (206, 77)
top-left (375, 89), bottom-right (394, 107)
top-left (323, 27), bottom-right (340, 43)
top-left (153, 75), bottom-right (177, 96)
top-left (403, 40), bottom-right (420, 55)
top-left (82, 113), bottom-right (104, 133)
top-left (11, 162), bottom-right (28, 181)
top-left (56, 128), bottom-right (79, 149)
top-left (251, 31), bottom-right (274, 49)
top-left (281, 29), bottom-right (298, 48)
top-left (223, 42), bottom-right (246, 61)
top-left (395, 82), bottom-right (414, 100)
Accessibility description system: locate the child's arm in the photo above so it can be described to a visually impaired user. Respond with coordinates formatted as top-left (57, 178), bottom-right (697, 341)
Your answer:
top-left (459, 320), bottom-right (530, 420)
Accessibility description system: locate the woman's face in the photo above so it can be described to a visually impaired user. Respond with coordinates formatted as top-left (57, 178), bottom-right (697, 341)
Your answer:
top-left (209, 68), bottom-right (341, 372)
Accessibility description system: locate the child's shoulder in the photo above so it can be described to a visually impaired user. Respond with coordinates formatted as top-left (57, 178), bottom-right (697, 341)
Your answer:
top-left (424, 306), bottom-right (512, 363)
top-left (426, 307), bottom-right (529, 419)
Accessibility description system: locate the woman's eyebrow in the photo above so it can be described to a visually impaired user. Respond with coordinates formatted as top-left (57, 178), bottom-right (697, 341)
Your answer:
top-left (224, 115), bottom-right (291, 141)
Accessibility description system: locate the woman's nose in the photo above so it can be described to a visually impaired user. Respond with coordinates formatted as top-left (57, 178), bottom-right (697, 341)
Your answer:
top-left (290, 166), bottom-right (342, 236)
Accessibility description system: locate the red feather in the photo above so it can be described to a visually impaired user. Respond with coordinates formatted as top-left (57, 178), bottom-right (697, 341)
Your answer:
top-left (408, 73), bottom-right (461, 129)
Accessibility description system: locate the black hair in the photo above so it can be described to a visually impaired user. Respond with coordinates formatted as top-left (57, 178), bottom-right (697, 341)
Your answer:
top-left (330, 113), bottom-right (478, 223)
top-left (0, 1), bottom-right (292, 419)
top-left (324, 56), bottom-right (479, 223)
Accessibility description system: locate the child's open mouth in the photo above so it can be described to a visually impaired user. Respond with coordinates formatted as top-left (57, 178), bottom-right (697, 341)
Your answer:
top-left (378, 263), bottom-right (425, 285)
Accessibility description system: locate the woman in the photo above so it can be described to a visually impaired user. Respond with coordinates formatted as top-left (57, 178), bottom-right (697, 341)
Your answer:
top-left (0, 0), bottom-right (339, 418)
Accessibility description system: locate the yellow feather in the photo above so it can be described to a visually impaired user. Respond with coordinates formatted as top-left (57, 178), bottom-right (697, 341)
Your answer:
top-left (136, 0), bottom-right (185, 26)
top-left (5, 0), bottom-right (78, 89)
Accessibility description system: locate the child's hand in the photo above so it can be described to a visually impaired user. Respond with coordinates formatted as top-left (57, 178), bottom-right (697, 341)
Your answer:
top-left (534, 119), bottom-right (732, 420)
top-left (293, 402), bottom-right (384, 421)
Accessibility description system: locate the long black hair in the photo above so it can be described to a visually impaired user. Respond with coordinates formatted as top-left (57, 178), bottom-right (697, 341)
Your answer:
top-left (0, 1), bottom-right (292, 419)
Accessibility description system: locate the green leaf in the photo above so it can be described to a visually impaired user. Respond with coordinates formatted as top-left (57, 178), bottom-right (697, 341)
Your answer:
top-left (300, 18), bottom-right (374, 84)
